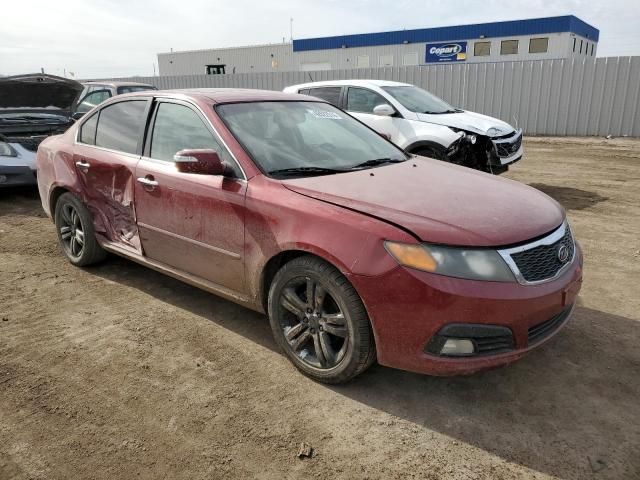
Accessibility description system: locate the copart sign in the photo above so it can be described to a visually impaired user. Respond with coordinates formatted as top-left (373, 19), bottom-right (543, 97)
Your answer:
top-left (425, 42), bottom-right (467, 63)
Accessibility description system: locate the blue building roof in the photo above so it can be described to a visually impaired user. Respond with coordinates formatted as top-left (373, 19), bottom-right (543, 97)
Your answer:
top-left (293, 15), bottom-right (599, 52)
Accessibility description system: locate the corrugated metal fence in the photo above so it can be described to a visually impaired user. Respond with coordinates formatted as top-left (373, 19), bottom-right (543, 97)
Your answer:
top-left (99, 56), bottom-right (640, 137)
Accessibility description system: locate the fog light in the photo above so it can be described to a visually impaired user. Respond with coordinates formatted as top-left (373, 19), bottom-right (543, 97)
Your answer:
top-left (440, 339), bottom-right (475, 356)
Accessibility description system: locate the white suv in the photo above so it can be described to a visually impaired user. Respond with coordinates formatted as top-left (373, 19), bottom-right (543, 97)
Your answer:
top-left (284, 80), bottom-right (523, 174)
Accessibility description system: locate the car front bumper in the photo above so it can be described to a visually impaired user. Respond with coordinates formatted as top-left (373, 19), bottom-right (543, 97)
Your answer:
top-left (347, 243), bottom-right (583, 376)
top-left (0, 165), bottom-right (37, 187)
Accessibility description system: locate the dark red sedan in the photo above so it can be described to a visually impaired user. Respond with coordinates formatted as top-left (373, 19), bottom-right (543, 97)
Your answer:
top-left (36, 89), bottom-right (583, 383)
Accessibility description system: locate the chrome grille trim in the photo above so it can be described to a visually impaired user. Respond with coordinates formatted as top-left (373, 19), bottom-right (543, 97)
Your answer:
top-left (497, 221), bottom-right (576, 285)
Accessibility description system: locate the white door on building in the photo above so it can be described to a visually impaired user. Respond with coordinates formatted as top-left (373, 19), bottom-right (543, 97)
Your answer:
top-left (300, 62), bottom-right (332, 71)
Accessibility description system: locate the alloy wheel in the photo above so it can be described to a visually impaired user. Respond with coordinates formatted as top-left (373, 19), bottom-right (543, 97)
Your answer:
top-left (278, 276), bottom-right (349, 369)
top-left (59, 203), bottom-right (85, 259)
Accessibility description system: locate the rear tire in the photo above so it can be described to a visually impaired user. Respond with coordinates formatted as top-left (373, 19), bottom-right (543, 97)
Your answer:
top-left (268, 256), bottom-right (375, 384)
top-left (54, 192), bottom-right (106, 267)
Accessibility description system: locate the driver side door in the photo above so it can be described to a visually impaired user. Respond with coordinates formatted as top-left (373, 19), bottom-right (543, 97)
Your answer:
top-left (134, 99), bottom-right (247, 293)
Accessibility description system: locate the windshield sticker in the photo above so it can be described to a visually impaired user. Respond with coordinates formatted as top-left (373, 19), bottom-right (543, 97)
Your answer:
top-left (307, 109), bottom-right (342, 120)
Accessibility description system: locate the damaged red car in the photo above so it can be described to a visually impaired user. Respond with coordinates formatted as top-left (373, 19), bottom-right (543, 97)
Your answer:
top-left (37, 89), bottom-right (583, 383)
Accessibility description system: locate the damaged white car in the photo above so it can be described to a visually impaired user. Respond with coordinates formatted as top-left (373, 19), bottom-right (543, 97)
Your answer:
top-left (0, 74), bottom-right (82, 187)
top-left (284, 79), bottom-right (523, 174)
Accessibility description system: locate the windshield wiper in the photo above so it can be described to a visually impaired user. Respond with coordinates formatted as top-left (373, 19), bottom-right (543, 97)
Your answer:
top-left (269, 166), bottom-right (347, 178)
top-left (350, 158), bottom-right (405, 169)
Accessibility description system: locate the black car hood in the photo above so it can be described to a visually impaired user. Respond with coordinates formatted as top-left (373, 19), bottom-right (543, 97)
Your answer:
top-left (0, 74), bottom-right (83, 115)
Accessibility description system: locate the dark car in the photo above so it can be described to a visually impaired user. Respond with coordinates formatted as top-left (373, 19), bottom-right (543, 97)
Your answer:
top-left (0, 74), bottom-right (82, 187)
top-left (36, 89), bottom-right (583, 383)
top-left (74, 81), bottom-right (157, 119)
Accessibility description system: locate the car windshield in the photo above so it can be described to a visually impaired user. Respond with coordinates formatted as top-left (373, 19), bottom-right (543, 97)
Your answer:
top-left (216, 101), bottom-right (407, 178)
top-left (382, 86), bottom-right (457, 114)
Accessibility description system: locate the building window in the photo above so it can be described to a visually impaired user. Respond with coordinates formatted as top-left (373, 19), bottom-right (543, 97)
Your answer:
top-left (529, 37), bottom-right (549, 54)
top-left (591, 43), bottom-right (595, 56)
top-left (573, 37), bottom-right (576, 52)
top-left (501, 40), bottom-right (519, 55)
top-left (474, 41), bottom-right (491, 56)
top-left (206, 64), bottom-right (226, 75)
top-left (356, 55), bottom-right (370, 68)
top-left (379, 54), bottom-right (393, 67)
top-left (403, 52), bottom-right (419, 66)
top-left (579, 40), bottom-right (583, 54)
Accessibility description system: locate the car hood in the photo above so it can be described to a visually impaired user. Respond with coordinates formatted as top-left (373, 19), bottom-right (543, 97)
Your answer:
top-left (282, 159), bottom-right (564, 247)
top-left (416, 110), bottom-right (515, 137)
top-left (0, 74), bottom-right (83, 116)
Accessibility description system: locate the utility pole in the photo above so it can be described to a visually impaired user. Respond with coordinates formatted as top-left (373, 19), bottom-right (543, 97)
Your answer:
top-left (290, 18), bottom-right (293, 42)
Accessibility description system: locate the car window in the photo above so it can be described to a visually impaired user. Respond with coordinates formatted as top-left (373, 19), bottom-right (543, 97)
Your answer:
top-left (79, 113), bottom-right (99, 145)
top-left (346, 87), bottom-right (388, 114)
top-left (149, 102), bottom-right (239, 176)
top-left (76, 90), bottom-right (112, 114)
top-left (95, 100), bottom-right (147, 154)
top-left (308, 87), bottom-right (341, 107)
top-left (381, 86), bottom-right (455, 114)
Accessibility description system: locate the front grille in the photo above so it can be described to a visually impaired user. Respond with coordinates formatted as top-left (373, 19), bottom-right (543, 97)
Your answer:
top-left (474, 334), bottom-right (515, 355)
top-left (4, 136), bottom-right (46, 152)
top-left (528, 306), bottom-right (573, 346)
top-left (510, 226), bottom-right (575, 282)
top-left (495, 133), bottom-right (522, 158)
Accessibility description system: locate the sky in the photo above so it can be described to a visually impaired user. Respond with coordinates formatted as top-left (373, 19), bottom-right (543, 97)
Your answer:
top-left (1, 0), bottom-right (639, 79)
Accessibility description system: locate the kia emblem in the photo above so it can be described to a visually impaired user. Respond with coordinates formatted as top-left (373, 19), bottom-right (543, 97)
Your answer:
top-left (557, 245), bottom-right (570, 263)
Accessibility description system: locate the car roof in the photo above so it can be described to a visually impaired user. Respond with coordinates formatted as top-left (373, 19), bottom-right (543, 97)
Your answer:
top-left (114, 88), bottom-right (319, 104)
top-left (285, 79), bottom-right (411, 89)
top-left (83, 81), bottom-right (156, 88)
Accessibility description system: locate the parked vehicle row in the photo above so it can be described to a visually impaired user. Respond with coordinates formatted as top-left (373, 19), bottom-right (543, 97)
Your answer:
top-left (0, 74), bottom-right (82, 187)
top-left (285, 80), bottom-right (523, 174)
top-left (36, 88), bottom-right (582, 383)
top-left (0, 75), bottom-right (157, 187)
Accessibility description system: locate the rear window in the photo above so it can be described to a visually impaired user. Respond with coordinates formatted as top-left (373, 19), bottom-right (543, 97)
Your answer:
top-left (95, 100), bottom-right (147, 154)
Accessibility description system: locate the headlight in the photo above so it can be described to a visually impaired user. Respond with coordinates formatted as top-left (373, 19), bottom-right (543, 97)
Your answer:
top-left (0, 141), bottom-right (17, 157)
top-left (384, 241), bottom-right (516, 282)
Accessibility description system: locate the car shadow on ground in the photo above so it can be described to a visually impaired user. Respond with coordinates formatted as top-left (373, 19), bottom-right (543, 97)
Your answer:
top-left (93, 256), bottom-right (639, 479)
top-left (528, 183), bottom-right (608, 211)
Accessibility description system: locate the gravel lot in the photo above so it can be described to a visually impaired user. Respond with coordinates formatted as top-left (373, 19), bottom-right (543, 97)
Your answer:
top-left (1, 137), bottom-right (639, 480)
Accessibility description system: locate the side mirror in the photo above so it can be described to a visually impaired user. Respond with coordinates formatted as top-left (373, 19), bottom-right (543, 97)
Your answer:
top-left (72, 112), bottom-right (85, 121)
top-left (174, 149), bottom-right (226, 175)
top-left (373, 104), bottom-right (395, 117)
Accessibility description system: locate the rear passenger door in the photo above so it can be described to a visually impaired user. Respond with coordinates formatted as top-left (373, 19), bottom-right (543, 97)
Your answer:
top-left (134, 99), bottom-right (247, 293)
top-left (73, 98), bottom-right (151, 253)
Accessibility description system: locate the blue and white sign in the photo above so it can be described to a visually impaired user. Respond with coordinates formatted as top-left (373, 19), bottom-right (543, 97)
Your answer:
top-left (426, 42), bottom-right (467, 63)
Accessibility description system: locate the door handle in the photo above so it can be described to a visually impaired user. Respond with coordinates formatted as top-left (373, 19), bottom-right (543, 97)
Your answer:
top-left (75, 159), bottom-right (90, 169)
top-left (137, 177), bottom-right (159, 187)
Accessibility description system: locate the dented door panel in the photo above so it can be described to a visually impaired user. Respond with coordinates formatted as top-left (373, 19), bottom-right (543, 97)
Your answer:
top-left (73, 144), bottom-right (141, 252)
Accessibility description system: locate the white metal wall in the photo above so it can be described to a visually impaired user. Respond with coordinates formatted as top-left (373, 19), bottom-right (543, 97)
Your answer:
top-left (99, 56), bottom-right (640, 137)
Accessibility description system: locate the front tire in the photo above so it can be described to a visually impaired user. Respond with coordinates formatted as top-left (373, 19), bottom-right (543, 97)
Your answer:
top-left (54, 192), bottom-right (106, 266)
top-left (413, 144), bottom-right (447, 161)
top-left (268, 256), bottom-right (375, 384)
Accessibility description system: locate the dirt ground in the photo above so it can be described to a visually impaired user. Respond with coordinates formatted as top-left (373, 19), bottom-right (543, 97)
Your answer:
top-left (1, 137), bottom-right (639, 480)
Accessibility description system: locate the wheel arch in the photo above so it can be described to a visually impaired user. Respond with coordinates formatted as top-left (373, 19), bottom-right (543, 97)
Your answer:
top-left (259, 247), bottom-right (353, 314)
top-left (405, 139), bottom-right (449, 154)
top-left (48, 185), bottom-right (71, 221)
